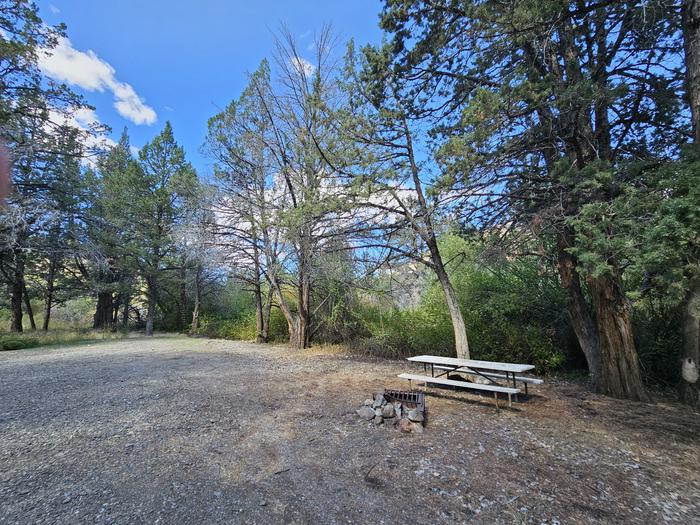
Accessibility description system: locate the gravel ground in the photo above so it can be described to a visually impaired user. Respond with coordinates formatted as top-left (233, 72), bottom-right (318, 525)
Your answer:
top-left (1, 336), bottom-right (699, 524)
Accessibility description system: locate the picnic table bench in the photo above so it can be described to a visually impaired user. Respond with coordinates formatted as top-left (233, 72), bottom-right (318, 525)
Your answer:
top-left (398, 355), bottom-right (541, 409)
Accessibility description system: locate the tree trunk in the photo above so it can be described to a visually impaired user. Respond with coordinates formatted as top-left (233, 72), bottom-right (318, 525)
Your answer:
top-left (402, 112), bottom-right (470, 360)
top-left (680, 0), bottom-right (700, 406)
top-left (682, 0), bottom-right (700, 143)
top-left (680, 282), bottom-right (700, 406)
top-left (190, 297), bottom-right (201, 335)
top-left (433, 259), bottom-right (470, 360)
top-left (427, 239), bottom-right (470, 359)
top-left (589, 274), bottom-right (648, 401)
top-left (293, 230), bottom-right (313, 350)
top-left (267, 256), bottom-right (308, 349)
top-left (557, 236), bottom-right (602, 390)
top-left (269, 274), bottom-right (298, 347)
top-left (254, 279), bottom-right (265, 343)
top-left (253, 243), bottom-right (264, 342)
top-left (146, 279), bottom-right (157, 336)
top-left (297, 271), bottom-right (311, 349)
top-left (176, 264), bottom-right (186, 332)
top-left (23, 283), bottom-right (36, 330)
top-left (190, 265), bottom-right (202, 335)
top-left (9, 270), bottom-right (23, 333)
top-left (121, 291), bottom-right (130, 328)
top-left (42, 257), bottom-right (57, 331)
top-left (112, 293), bottom-right (120, 325)
top-left (262, 286), bottom-right (273, 343)
top-left (93, 290), bottom-right (113, 329)
top-left (286, 319), bottom-right (299, 347)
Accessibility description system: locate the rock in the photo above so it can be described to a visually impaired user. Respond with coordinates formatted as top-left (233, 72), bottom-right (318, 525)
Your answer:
top-left (374, 407), bottom-right (383, 418)
top-left (363, 399), bottom-right (373, 406)
top-left (374, 416), bottom-right (384, 426)
top-left (407, 409), bottom-right (424, 423)
top-left (357, 406), bottom-right (375, 420)
top-left (372, 394), bottom-right (386, 408)
top-left (394, 403), bottom-right (403, 418)
top-left (381, 404), bottom-right (395, 418)
top-left (412, 422), bottom-right (424, 434)
top-left (682, 357), bottom-right (699, 383)
top-left (397, 418), bottom-right (413, 433)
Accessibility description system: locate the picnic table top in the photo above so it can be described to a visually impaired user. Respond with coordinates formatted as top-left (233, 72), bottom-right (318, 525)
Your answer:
top-left (407, 355), bottom-right (535, 373)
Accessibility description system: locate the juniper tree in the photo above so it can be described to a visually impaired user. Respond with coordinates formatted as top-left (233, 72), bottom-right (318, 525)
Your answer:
top-left (378, 0), bottom-right (687, 399)
top-left (0, 0), bottom-right (103, 331)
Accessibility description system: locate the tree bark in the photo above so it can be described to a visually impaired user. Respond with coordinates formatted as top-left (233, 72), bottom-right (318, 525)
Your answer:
top-left (122, 294), bottom-right (131, 328)
top-left (175, 264), bottom-right (186, 332)
top-left (146, 278), bottom-right (157, 336)
top-left (295, 241), bottom-right (312, 350)
top-left (589, 274), bottom-right (648, 401)
top-left (267, 248), bottom-right (312, 349)
top-left (190, 298), bottom-right (200, 335)
top-left (682, 0), bottom-right (700, 143)
top-left (269, 273), bottom-right (298, 347)
top-left (121, 290), bottom-right (130, 328)
top-left (112, 293), bottom-right (121, 325)
top-left (93, 290), bottom-right (113, 329)
top-left (42, 257), bottom-right (57, 331)
top-left (9, 267), bottom-right (23, 333)
top-left (252, 242), bottom-right (266, 343)
top-left (681, 0), bottom-right (700, 406)
top-left (297, 273), bottom-right (311, 349)
top-left (557, 234), bottom-right (602, 390)
top-left (680, 282), bottom-right (700, 406)
top-left (262, 286), bottom-right (273, 343)
top-left (254, 280), bottom-right (265, 343)
top-left (23, 282), bottom-right (36, 330)
top-left (190, 265), bottom-right (202, 335)
top-left (432, 251), bottom-right (470, 360)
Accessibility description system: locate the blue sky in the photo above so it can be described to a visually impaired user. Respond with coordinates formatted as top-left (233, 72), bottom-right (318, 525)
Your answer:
top-left (36, 1), bottom-right (384, 174)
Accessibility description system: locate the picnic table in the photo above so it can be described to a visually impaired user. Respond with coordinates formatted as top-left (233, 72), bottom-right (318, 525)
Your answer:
top-left (398, 355), bottom-right (541, 409)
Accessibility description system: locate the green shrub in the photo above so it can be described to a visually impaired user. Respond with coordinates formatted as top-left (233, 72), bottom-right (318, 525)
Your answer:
top-left (0, 329), bottom-right (127, 351)
top-left (50, 298), bottom-right (95, 329)
top-left (0, 334), bottom-right (40, 351)
top-left (352, 235), bottom-right (569, 373)
top-left (193, 308), bottom-right (288, 342)
top-left (633, 295), bottom-right (684, 388)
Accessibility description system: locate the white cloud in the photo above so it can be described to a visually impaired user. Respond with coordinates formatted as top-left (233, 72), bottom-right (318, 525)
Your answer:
top-left (290, 56), bottom-right (314, 77)
top-left (129, 145), bottom-right (140, 157)
top-left (48, 4), bottom-right (60, 14)
top-left (67, 107), bottom-right (98, 128)
top-left (38, 37), bottom-right (157, 125)
top-left (48, 107), bottom-right (117, 166)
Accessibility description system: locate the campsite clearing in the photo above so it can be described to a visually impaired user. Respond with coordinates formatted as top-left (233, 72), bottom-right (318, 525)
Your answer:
top-left (0, 336), bottom-right (698, 524)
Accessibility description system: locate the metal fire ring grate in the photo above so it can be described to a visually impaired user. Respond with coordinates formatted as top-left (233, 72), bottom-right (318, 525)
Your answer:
top-left (383, 389), bottom-right (426, 422)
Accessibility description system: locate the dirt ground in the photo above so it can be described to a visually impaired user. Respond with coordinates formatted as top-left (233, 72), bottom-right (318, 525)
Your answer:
top-left (0, 336), bottom-right (698, 524)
